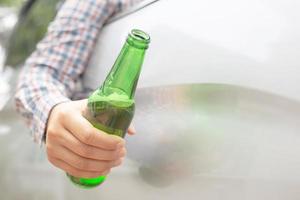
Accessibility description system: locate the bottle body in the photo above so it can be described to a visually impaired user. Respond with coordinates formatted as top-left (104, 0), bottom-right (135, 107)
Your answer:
top-left (86, 94), bottom-right (134, 138)
top-left (68, 88), bottom-right (134, 188)
top-left (67, 29), bottom-right (150, 188)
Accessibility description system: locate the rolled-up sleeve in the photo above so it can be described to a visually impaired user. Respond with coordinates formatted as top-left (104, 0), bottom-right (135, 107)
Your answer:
top-left (14, 0), bottom-right (142, 145)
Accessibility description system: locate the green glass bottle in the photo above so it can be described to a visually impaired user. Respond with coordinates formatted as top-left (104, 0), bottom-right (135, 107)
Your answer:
top-left (67, 29), bottom-right (150, 188)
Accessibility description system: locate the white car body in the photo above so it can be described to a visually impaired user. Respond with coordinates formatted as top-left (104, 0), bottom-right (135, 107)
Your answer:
top-left (80, 1), bottom-right (300, 199)
top-left (84, 0), bottom-right (300, 101)
top-left (79, 1), bottom-right (300, 199)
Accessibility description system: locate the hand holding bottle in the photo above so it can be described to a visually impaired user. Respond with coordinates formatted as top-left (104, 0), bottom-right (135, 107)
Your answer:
top-left (46, 29), bottom-right (149, 188)
top-left (45, 99), bottom-right (135, 178)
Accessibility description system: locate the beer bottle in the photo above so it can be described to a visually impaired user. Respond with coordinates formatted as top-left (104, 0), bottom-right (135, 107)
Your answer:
top-left (67, 29), bottom-right (150, 188)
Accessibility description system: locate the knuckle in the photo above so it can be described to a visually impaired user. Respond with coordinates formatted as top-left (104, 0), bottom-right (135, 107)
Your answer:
top-left (83, 172), bottom-right (100, 179)
top-left (68, 168), bottom-right (99, 178)
top-left (47, 154), bottom-right (55, 164)
top-left (97, 162), bottom-right (110, 172)
top-left (46, 144), bottom-right (55, 157)
top-left (101, 150), bottom-right (115, 161)
top-left (82, 130), bottom-right (94, 144)
top-left (76, 159), bottom-right (89, 170)
top-left (68, 168), bottom-right (82, 177)
top-left (46, 127), bottom-right (62, 142)
top-left (95, 169), bottom-right (110, 177)
top-left (87, 172), bottom-right (102, 178)
top-left (46, 127), bottom-right (56, 139)
top-left (70, 168), bottom-right (110, 178)
top-left (112, 148), bottom-right (126, 160)
top-left (56, 107), bottom-right (69, 120)
top-left (112, 150), bottom-right (121, 160)
top-left (105, 161), bottom-right (114, 170)
top-left (58, 106), bottom-right (68, 115)
top-left (102, 169), bottom-right (111, 176)
top-left (79, 146), bottom-right (93, 157)
top-left (111, 159), bottom-right (123, 168)
top-left (119, 148), bottom-right (127, 157)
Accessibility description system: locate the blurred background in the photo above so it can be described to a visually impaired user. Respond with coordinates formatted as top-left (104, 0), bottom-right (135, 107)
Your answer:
top-left (0, 0), bottom-right (62, 104)
top-left (0, 0), bottom-right (62, 108)
top-left (0, 1), bottom-right (64, 199)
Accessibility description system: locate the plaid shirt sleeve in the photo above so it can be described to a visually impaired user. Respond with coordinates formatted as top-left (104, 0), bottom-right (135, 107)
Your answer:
top-left (14, 0), bottom-right (142, 145)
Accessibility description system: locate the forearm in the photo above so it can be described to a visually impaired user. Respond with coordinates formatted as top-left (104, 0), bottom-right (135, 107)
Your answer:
top-left (15, 0), bottom-right (138, 144)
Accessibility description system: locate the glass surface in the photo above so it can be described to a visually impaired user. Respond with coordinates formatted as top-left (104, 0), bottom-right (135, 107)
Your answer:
top-left (67, 29), bottom-right (150, 188)
top-left (67, 89), bottom-right (135, 188)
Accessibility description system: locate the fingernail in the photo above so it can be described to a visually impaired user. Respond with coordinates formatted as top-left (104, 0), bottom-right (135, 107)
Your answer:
top-left (113, 158), bottom-right (123, 166)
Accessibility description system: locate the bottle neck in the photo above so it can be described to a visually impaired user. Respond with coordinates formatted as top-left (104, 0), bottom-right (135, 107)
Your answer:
top-left (101, 30), bottom-right (149, 99)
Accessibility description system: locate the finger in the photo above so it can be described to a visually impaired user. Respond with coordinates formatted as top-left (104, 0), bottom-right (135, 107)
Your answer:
top-left (59, 128), bottom-right (126, 161)
top-left (127, 124), bottom-right (136, 135)
top-left (62, 113), bottom-right (125, 150)
top-left (51, 144), bottom-right (123, 172)
top-left (49, 157), bottom-right (110, 178)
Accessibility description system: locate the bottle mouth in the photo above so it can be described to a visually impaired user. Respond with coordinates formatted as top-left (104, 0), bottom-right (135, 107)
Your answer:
top-left (127, 29), bottom-right (150, 49)
top-left (131, 29), bottom-right (150, 42)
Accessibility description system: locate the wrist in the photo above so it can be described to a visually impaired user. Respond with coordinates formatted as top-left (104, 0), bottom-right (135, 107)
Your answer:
top-left (43, 99), bottom-right (71, 144)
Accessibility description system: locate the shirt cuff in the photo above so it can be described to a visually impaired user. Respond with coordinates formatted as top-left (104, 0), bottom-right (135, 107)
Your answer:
top-left (15, 87), bottom-right (71, 146)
